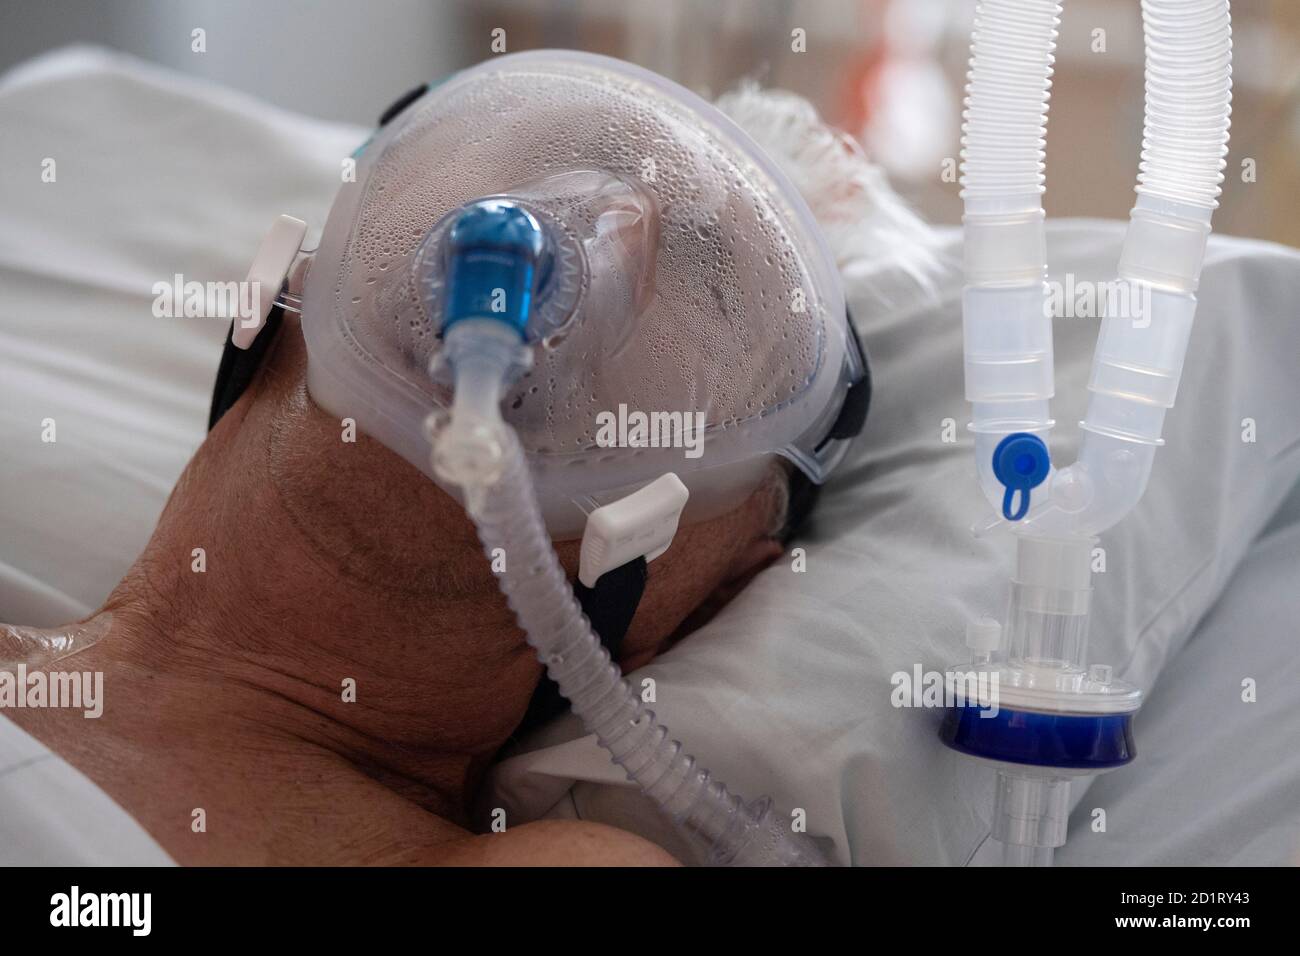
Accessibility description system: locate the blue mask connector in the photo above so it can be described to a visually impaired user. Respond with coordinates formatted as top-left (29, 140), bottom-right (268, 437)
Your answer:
top-left (442, 199), bottom-right (547, 339)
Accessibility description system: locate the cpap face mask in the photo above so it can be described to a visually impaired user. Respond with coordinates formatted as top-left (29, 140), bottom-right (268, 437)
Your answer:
top-left (216, 50), bottom-right (867, 866)
top-left (297, 50), bottom-right (866, 539)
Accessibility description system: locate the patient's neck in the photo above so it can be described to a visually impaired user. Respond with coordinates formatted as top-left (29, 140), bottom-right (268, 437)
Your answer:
top-left (8, 559), bottom-right (526, 863)
top-left (9, 529), bottom-right (537, 864)
top-left (6, 395), bottom-right (545, 864)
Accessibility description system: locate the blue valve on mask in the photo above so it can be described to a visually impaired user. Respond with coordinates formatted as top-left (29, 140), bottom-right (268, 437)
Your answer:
top-left (427, 199), bottom-right (548, 491)
top-left (442, 199), bottom-right (548, 339)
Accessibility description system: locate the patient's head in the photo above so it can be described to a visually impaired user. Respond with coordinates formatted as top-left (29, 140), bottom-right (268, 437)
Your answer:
top-left (110, 63), bottom-right (920, 823)
top-left (300, 53), bottom-right (853, 542)
top-left (115, 312), bottom-right (791, 822)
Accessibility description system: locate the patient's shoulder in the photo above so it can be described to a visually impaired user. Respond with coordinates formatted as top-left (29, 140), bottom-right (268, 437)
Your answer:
top-left (427, 820), bottom-right (680, 867)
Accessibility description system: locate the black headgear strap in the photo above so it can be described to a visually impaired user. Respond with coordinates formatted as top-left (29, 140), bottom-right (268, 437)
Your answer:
top-left (208, 304), bottom-right (285, 430)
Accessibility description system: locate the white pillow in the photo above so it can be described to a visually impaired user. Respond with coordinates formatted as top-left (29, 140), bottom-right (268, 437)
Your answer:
top-left (0, 47), bottom-right (364, 625)
top-left (485, 222), bottom-right (1300, 865)
top-left (1054, 482), bottom-right (1300, 866)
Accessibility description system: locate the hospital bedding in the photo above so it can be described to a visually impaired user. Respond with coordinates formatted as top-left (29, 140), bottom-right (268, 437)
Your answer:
top-left (488, 222), bottom-right (1300, 866)
top-left (0, 715), bottom-right (172, 865)
top-left (1051, 485), bottom-right (1300, 866)
top-left (0, 46), bottom-right (364, 866)
top-left (2, 46), bottom-right (1297, 866)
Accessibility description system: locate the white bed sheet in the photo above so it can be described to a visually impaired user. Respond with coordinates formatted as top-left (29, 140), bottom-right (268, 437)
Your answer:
top-left (0, 713), bottom-right (173, 865)
top-left (2, 47), bottom-right (1298, 867)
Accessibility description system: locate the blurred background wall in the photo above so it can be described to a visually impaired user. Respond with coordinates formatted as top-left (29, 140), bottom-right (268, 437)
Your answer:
top-left (2, 0), bottom-right (1297, 245)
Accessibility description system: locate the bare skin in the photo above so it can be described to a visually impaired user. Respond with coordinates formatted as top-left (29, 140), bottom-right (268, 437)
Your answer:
top-left (7, 314), bottom-right (785, 865)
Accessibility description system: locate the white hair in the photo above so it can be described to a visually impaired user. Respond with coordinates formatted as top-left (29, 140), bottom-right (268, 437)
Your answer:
top-left (715, 84), bottom-right (942, 306)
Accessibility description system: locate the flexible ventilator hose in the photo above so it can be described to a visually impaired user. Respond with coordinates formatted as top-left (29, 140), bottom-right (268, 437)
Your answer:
top-left (432, 322), bottom-right (824, 866)
top-left (1029, 0), bottom-right (1232, 538)
top-left (1137, 0), bottom-right (1233, 207)
top-left (1040, 0), bottom-right (1233, 538)
top-left (954, 0), bottom-right (1231, 867)
top-left (961, 0), bottom-right (1232, 536)
top-left (961, 0), bottom-right (1060, 203)
top-left (959, 0), bottom-right (1061, 515)
top-left (466, 428), bottom-right (821, 865)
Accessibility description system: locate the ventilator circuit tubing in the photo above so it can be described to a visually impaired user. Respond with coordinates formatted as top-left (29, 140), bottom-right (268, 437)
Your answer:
top-left (431, 323), bottom-right (825, 867)
top-left (960, 0), bottom-right (1060, 509)
top-left (467, 429), bottom-right (823, 865)
top-left (961, 0), bottom-right (1232, 534)
top-left (957, 0), bottom-right (1231, 866)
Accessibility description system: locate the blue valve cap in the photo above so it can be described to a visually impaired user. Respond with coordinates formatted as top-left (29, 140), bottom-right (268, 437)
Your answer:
top-left (992, 432), bottom-right (1050, 522)
top-left (442, 199), bottom-right (546, 338)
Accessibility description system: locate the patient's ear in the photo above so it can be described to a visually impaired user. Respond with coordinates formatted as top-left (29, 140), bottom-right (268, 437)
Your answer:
top-left (674, 535), bottom-right (784, 644)
top-left (720, 535), bottom-right (786, 601)
top-left (615, 481), bottom-right (786, 672)
top-left (669, 464), bottom-right (790, 638)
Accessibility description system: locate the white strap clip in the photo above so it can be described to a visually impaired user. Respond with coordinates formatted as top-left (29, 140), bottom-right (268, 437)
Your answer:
top-left (578, 474), bottom-right (689, 588)
top-left (234, 214), bottom-right (308, 349)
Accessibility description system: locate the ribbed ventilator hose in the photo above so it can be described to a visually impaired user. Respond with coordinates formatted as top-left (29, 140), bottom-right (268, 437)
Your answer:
top-left (465, 426), bottom-right (825, 866)
top-left (1137, 0), bottom-right (1233, 207)
top-left (960, 0), bottom-right (1062, 203)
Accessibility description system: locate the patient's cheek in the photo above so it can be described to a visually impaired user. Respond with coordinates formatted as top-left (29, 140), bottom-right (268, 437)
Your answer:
top-left (613, 495), bottom-right (778, 671)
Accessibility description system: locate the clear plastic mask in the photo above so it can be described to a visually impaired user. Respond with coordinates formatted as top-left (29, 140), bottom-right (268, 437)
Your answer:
top-left (301, 50), bottom-right (861, 535)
